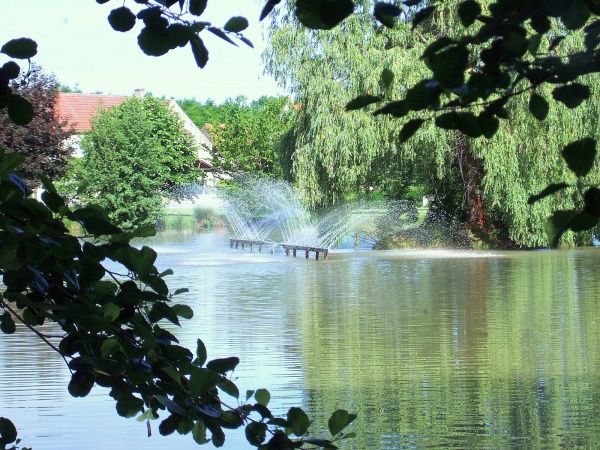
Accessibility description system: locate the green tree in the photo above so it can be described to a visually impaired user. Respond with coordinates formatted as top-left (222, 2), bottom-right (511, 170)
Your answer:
top-left (0, 65), bottom-right (74, 187)
top-left (178, 98), bottom-right (223, 130)
top-left (63, 96), bottom-right (200, 229)
top-left (201, 95), bottom-right (296, 177)
top-left (263, 0), bottom-right (600, 247)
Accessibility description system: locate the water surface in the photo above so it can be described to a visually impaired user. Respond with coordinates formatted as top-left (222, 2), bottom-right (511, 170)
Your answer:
top-left (1, 232), bottom-right (599, 449)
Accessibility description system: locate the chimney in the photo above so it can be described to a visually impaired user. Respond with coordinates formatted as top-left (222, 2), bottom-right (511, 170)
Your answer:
top-left (134, 88), bottom-right (145, 98)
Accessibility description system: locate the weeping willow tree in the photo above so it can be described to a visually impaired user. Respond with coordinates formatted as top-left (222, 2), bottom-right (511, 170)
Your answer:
top-left (264, 1), bottom-right (600, 247)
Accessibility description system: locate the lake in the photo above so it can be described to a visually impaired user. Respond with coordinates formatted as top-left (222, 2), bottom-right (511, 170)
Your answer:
top-left (1, 231), bottom-right (600, 449)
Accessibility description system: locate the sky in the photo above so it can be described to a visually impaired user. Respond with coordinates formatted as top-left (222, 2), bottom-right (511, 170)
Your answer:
top-left (1, 0), bottom-right (285, 103)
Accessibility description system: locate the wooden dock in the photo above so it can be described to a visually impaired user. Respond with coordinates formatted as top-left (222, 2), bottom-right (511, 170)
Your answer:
top-left (229, 239), bottom-right (276, 253)
top-left (229, 239), bottom-right (329, 260)
top-left (280, 244), bottom-right (329, 261)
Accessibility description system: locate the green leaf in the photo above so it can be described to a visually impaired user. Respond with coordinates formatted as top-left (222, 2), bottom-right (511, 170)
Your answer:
top-left (245, 422), bottom-right (268, 446)
top-left (528, 33), bottom-right (543, 56)
top-left (0, 417), bottom-right (18, 444)
top-left (552, 83), bottom-right (590, 109)
top-left (108, 7), bottom-right (137, 32)
top-left (530, 13), bottom-right (551, 33)
top-left (206, 356), bottom-right (239, 374)
top-left (116, 395), bottom-right (145, 418)
top-left (345, 95), bottom-right (382, 111)
top-left (374, 3), bottom-right (403, 28)
top-left (138, 26), bottom-right (171, 56)
top-left (218, 378), bottom-right (240, 399)
top-left (399, 119), bottom-right (425, 143)
top-left (561, 138), bottom-right (596, 177)
top-left (148, 302), bottom-right (180, 325)
top-left (224, 17), bottom-right (249, 33)
top-left (113, 245), bottom-right (157, 277)
top-left (295, 0), bottom-right (355, 30)
top-left (103, 302), bottom-right (120, 321)
top-left (405, 80), bottom-right (439, 110)
top-left (172, 303), bottom-right (193, 319)
top-left (1, 38), bottom-right (38, 59)
top-left (373, 100), bottom-right (408, 118)
top-left (196, 338), bottom-right (208, 366)
top-left (0, 152), bottom-right (26, 175)
top-left (190, 35), bottom-right (209, 68)
top-left (328, 409), bottom-right (357, 436)
top-left (412, 6), bottom-right (435, 30)
top-left (159, 414), bottom-right (181, 436)
top-left (2, 61), bottom-right (20, 79)
top-left (72, 207), bottom-right (122, 235)
top-left (380, 68), bottom-right (394, 88)
top-left (458, 0), bottom-right (481, 27)
top-left (0, 312), bottom-right (16, 334)
top-left (528, 183), bottom-right (570, 204)
top-left (7, 94), bottom-right (34, 126)
top-left (548, 35), bottom-right (565, 51)
top-left (287, 407), bottom-right (310, 436)
top-left (189, 367), bottom-right (220, 396)
top-left (207, 27), bottom-right (238, 46)
top-left (477, 114), bottom-right (499, 139)
top-left (455, 112), bottom-right (482, 138)
top-left (101, 338), bottom-right (123, 357)
top-left (429, 45), bottom-right (468, 87)
top-left (192, 421), bottom-right (209, 445)
top-left (154, 394), bottom-right (187, 415)
top-left (189, 0), bottom-right (207, 16)
top-left (544, 210), bottom-right (576, 248)
top-left (68, 370), bottom-right (95, 397)
top-left (561, 2), bottom-right (590, 30)
top-left (255, 388), bottom-right (271, 406)
top-left (529, 93), bottom-right (549, 121)
top-left (569, 210), bottom-right (600, 232)
top-left (166, 24), bottom-right (193, 48)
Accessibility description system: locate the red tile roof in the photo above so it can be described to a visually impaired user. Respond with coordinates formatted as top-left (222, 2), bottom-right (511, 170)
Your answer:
top-left (57, 93), bottom-right (129, 132)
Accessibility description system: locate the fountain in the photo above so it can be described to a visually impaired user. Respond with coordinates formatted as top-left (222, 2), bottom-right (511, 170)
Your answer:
top-left (219, 176), bottom-right (420, 259)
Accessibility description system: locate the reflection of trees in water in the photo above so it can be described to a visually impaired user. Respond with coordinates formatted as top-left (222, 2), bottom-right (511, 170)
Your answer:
top-left (295, 252), bottom-right (600, 448)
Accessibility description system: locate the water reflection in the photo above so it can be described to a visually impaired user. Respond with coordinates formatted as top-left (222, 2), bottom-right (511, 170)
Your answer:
top-left (1, 233), bottom-right (600, 449)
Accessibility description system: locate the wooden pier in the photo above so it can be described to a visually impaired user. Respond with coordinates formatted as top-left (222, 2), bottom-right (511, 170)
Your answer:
top-left (229, 239), bottom-right (276, 253)
top-left (229, 239), bottom-right (329, 260)
top-left (280, 244), bottom-right (329, 261)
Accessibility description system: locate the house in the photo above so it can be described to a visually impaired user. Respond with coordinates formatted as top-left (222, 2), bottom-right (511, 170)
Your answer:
top-left (54, 89), bottom-right (219, 209)
top-left (56, 89), bottom-right (214, 170)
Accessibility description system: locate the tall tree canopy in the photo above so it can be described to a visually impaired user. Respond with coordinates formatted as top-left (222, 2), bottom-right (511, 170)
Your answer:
top-left (63, 96), bottom-right (200, 228)
top-left (181, 95), bottom-right (296, 177)
top-left (263, 0), bottom-right (600, 247)
top-left (0, 66), bottom-right (74, 187)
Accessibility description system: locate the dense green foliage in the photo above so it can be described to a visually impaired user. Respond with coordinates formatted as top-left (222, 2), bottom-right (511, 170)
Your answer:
top-left (1, 5), bottom-right (356, 446)
top-left (0, 66), bottom-right (74, 188)
top-left (181, 95), bottom-right (296, 177)
top-left (263, 0), bottom-right (600, 247)
top-left (62, 96), bottom-right (200, 229)
top-left (178, 98), bottom-right (222, 131)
